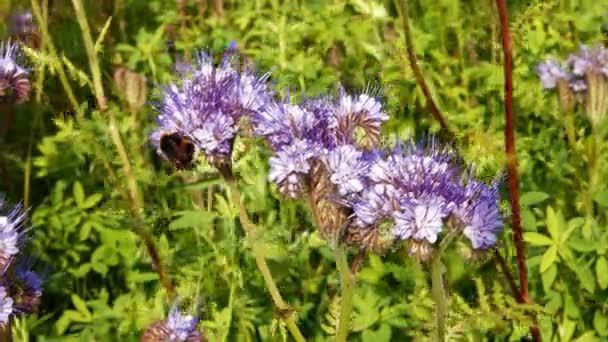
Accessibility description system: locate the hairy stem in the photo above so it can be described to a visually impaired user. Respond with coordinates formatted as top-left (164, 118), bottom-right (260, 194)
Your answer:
top-left (494, 1), bottom-right (540, 340)
top-left (430, 253), bottom-right (447, 342)
top-left (220, 168), bottom-right (306, 342)
top-left (334, 246), bottom-right (355, 342)
top-left (395, 0), bottom-right (453, 137)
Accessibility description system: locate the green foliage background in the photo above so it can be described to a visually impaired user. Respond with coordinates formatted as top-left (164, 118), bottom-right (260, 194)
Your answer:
top-left (0, 0), bottom-right (607, 341)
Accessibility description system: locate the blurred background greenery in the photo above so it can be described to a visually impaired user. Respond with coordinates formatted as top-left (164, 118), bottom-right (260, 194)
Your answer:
top-left (0, 0), bottom-right (607, 340)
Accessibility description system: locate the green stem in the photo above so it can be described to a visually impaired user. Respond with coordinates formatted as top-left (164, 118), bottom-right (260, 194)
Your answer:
top-left (71, 0), bottom-right (107, 111)
top-left (335, 246), bottom-right (356, 342)
top-left (222, 173), bottom-right (306, 342)
top-left (30, 0), bottom-right (83, 118)
top-left (431, 253), bottom-right (447, 342)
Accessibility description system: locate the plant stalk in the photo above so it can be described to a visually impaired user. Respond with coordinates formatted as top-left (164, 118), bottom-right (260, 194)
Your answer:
top-left (494, 0), bottom-right (540, 340)
top-left (221, 169), bottom-right (306, 342)
top-left (430, 253), bottom-right (447, 342)
top-left (334, 246), bottom-right (355, 342)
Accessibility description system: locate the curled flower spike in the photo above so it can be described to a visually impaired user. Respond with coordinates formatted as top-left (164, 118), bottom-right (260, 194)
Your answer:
top-left (0, 41), bottom-right (30, 104)
top-left (567, 44), bottom-right (608, 77)
top-left (0, 198), bottom-right (28, 276)
top-left (0, 286), bottom-right (13, 326)
top-left (150, 50), bottom-right (272, 168)
top-left (9, 11), bottom-right (37, 41)
top-left (268, 139), bottom-right (320, 199)
top-left (141, 304), bottom-right (204, 342)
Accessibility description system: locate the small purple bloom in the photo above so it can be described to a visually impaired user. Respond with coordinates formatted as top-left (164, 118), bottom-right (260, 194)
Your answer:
top-left (535, 59), bottom-right (570, 89)
top-left (569, 79), bottom-right (587, 92)
top-left (141, 304), bottom-right (203, 342)
top-left (8, 11), bottom-right (36, 38)
top-left (13, 262), bottom-right (43, 314)
top-left (253, 101), bottom-right (317, 150)
top-left (0, 198), bottom-right (27, 276)
top-left (567, 44), bottom-right (608, 77)
top-left (323, 145), bottom-right (371, 197)
top-left (393, 197), bottom-right (451, 243)
top-left (0, 41), bottom-right (30, 104)
top-left (455, 177), bottom-right (504, 250)
top-left (0, 286), bottom-right (13, 326)
top-left (269, 139), bottom-right (319, 198)
top-left (331, 88), bottom-right (389, 145)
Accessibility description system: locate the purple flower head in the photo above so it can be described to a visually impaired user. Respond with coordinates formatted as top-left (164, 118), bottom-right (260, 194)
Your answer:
top-left (569, 79), bottom-right (587, 92)
top-left (9, 11), bottom-right (36, 38)
top-left (455, 176), bottom-right (504, 250)
top-left (0, 197), bottom-right (28, 276)
top-left (536, 59), bottom-right (570, 89)
top-left (0, 286), bottom-right (13, 326)
top-left (567, 44), bottom-right (608, 77)
top-left (11, 260), bottom-right (44, 314)
top-left (151, 49), bottom-right (272, 167)
top-left (351, 139), bottom-right (464, 251)
top-left (0, 41), bottom-right (30, 104)
top-left (323, 145), bottom-right (373, 198)
top-left (268, 139), bottom-right (320, 198)
top-left (252, 101), bottom-right (317, 150)
top-left (330, 87), bottom-right (389, 146)
top-left (141, 303), bottom-right (203, 342)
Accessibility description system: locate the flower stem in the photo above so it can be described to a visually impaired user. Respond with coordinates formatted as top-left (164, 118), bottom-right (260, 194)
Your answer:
top-left (334, 246), bottom-right (356, 342)
top-left (430, 253), bottom-right (447, 342)
top-left (221, 169), bottom-right (306, 342)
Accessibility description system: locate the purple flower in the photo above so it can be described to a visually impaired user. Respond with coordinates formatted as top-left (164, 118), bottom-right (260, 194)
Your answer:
top-left (141, 304), bottom-right (203, 342)
top-left (350, 140), bottom-right (465, 251)
top-left (252, 101), bottom-right (317, 150)
top-left (8, 11), bottom-right (36, 38)
top-left (12, 262), bottom-right (43, 314)
top-left (151, 50), bottom-right (272, 167)
top-left (567, 44), bottom-right (608, 77)
top-left (455, 177), bottom-right (504, 250)
top-left (331, 88), bottom-right (389, 145)
top-left (535, 60), bottom-right (570, 89)
top-left (0, 41), bottom-right (30, 104)
top-left (268, 139), bottom-right (319, 198)
top-left (0, 198), bottom-right (27, 276)
top-left (0, 286), bottom-right (13, 326)
top-left (323, 145), bottom-right (372, 198)
top-left (569, 79), bottom-right (587, 92)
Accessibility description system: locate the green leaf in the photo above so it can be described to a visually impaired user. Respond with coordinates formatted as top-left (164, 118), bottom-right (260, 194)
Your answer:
top-left (546, 206), bottom-right (563, 240)
top-left (540, 245), bottom-right (558, 272)
top-left (520, 191), bottom-right (550, 206)
top-left (73, 181), bottom-right (85, 206)
top-left (361, 324), bottom-right (392, 342)
top-left (568, 238), bottom-right (598, 252)
top-left (593, 191), bottom-right (608, 208)
top-left (596, 257), bottom-right (608, 289)
top-left (81, 193), bottom-right (103, 209)
top-left (542, 264), bottom-right (557, 291)
top-left (521, 208), bottom-right (537, 230)
top-left (71, 294), bottom-right (92, 319)
top-left (523, 232), bottom-right (554, 246)
top-left (594, 310), bottom-right (608, 336)
top-left (572, 331), bottom-right (599, 342)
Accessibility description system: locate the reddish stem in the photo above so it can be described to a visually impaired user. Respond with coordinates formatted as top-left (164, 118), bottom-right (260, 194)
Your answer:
top-left (397, 0), bottom-right (453, 138)
top-left (495, 1), bottom-right (540, 340)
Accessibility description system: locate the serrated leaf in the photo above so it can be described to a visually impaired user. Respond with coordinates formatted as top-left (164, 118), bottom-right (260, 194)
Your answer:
top-left (523, 232), bottom-right (554, 246)
top-left (596, 257), bottom-right (608, 289)
top-left (520, 191), bottom-right (550, 206)
top-left (540, 245), bottom-right (558, 272)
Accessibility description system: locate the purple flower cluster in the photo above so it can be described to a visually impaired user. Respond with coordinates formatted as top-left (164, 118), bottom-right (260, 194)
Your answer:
top-left (536, 44), bottom-right (608, 92)
top-left (9, 11), bottom-right (37, 40)
top-left (253, 88), bottom-right (388, 199)
top-left (347, 141), bottom-right (504, 257)
top-left (141, 304), bottom-right (204, 342)
top-left (537, 44), bottom-right (608, 127)
top-left (252, 83), bottom-right (503, 254)
top-left (150, 50), bottom-right (272, 167)
top-left (0, 195), bottom-right (43, 326)
top-left (0, 41), bottom-right (30, 104)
